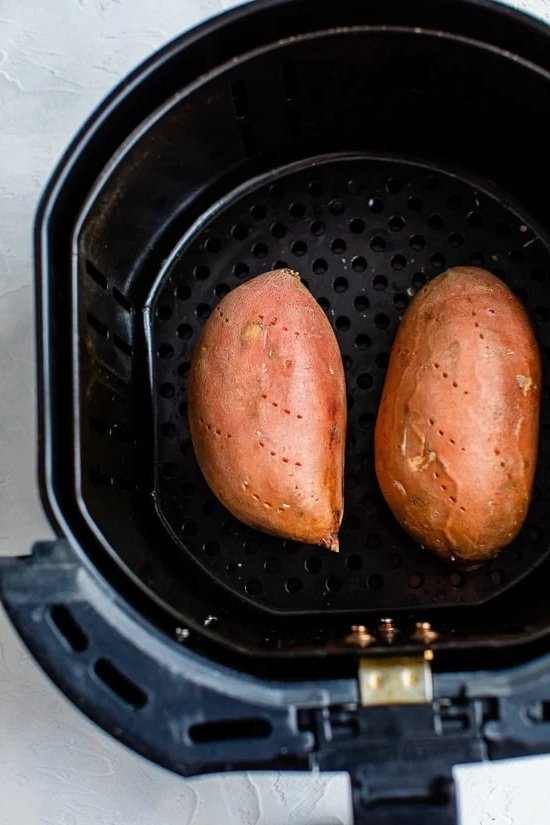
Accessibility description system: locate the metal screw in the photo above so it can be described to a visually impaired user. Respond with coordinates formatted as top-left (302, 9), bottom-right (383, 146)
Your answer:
top-left (379, 617), bottom-right (398, 643)
top-left (175, 626), bottom-right (190, 642)
top-left (345, 624), bottom-right (375, 647)
top-left (413, 621), bottom-right (439, 644)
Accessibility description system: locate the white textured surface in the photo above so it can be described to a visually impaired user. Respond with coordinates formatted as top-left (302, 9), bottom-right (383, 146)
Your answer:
top-left (2, 1), bottom-right (550, 823)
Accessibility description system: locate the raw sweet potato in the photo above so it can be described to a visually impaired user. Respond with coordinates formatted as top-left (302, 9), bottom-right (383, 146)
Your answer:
top-left (188, 268), bottom-right (346, 550)
top-left (375, 267), bottom-right (541, 567)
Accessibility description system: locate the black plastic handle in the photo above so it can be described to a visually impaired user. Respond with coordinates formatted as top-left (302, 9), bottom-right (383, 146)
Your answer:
top-left (314, 703), bottom-right (478, 825)
top-left (0, 541), bottom-right (319, 776)
top-left (6, 540), bottom-right (550, 825)
top-left (0, 541), bottom-right (467, 825)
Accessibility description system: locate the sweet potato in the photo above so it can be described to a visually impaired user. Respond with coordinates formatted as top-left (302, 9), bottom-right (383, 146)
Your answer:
top-left (188, 268), bottom-right (346, 550)
top-left (375, 267), bottom-right (541, 567)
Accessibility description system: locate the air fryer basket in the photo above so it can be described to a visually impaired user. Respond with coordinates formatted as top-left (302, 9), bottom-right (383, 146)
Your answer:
top-left (73, 22), bottom-right (550, 656)
top-left (4, 2), bottom-right (550, 823)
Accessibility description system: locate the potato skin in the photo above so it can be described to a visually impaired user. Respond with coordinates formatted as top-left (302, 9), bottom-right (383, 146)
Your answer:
top-left (375, 267), bottom-right (541, 567)
top-left (188, 269), bottom-right (346, 551)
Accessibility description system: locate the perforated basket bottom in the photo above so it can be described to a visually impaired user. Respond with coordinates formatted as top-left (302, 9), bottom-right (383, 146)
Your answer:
top-left (151, 154), bottom-right (550, 616)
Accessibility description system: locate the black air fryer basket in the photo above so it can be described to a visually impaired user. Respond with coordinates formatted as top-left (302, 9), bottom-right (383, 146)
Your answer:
top-left (4, 1), bottom-right (550, 822)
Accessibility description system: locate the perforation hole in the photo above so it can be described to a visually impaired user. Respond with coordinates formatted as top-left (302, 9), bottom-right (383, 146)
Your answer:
top-left (470, 250), bottom-right (486, 267)
top-left (160, 382), bottom-right (175, 399)
top-left (286, 577), bottom-right (303, 593)
top-left (430, 253), bottom-right (446, 269)
top-left (329, 199), bottom-right (345, 215)
top-left (264, 558), bottom-right (281, 574)
top-left (232, 224), bottom-right (248, 241)
top-left (354, 295), bottom-right (369, 311)
top-left (246, 579), bottom-right (262, 596)
top-left (310, 220), bottom-right (325, 236)
top-left (347, 178), bottom-right (364, 194)
top-left (313, 258), bottom-right (328, 274)
top-left (289, 201), bottom-right (306, 217)
top-left (370, 236), bottom-right (386, 252)
top-left (386, 177), bottom-right (402, 194)
top-left (333, 277), bottom-right (348, 293)
top-left (357, 373), bottom-right (373, 390)
top-left (349, 218), bottom-right (365, 233)
top-left (467, 211), bottom-right (484, 228)
top-left (160, 422), bottom-right (177, 439)
top-left (352, 256), bottom-right (367, 272)
top-left (373, 275), bottom-right (388, 291)
top-left (368, 197), bottom-right (384, 213)
top-left (271, 222), bottom-right (287, 238)
top-left (367, 574), bottom-right (383, 590)
top-left (393, 293), bottom-right (409, 311)
top-left (180, 439), bottom-right (192, 456)
top-left (253, 242), bottom-right (268, 258)
top-left (194, 265), bottom-right (210, 281)
top-left (336, 316), bottom-right (350, 331)
top-left (305, 556), bottom-right (322, 573)
top-left (215, 283), bottom-right (230, 298)
top-left (449, 232), bottom-right (465, 247)
top-left (409, 573), bottom-right (424, 589)
top-left (409, 234), bottom-right (425, 250)
top-left (428, 213), bottom-right (444, 229)
top-left (346, 554), bottom-right (362, 571)
top-left (177, 324), bottom-right (193, 340)
top-left (374, 313), bottom-right (390, 329)
top-left (412, 272), bottom-right (427, 289)
top-left (359, 412), bottom-right (375, 433)
top-left (176, 283), bottom-right (191, 301)
top-left (389, 215), bottom-right (405, 232)
top-left (355, 334), bottom-right (371, 350)
top-left (234, 262), bottom-right (249, 279)
top-left (407, 195), bottom-right (423, 211)
top-left (158, 343), bottom-right (174, 359)
top-left (203, 540), bottom-right (220, 556)
top-left (196, 303), bottom-right (211, 319)
top-left (291, 240), bottom-right (307, 256)
top-left (391, 254), bottom-right (407, 270)
top-left (331, 238), bottom-right (346, 254)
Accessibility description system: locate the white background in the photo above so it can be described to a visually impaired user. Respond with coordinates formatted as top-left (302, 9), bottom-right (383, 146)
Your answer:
top-left (2, 0), bottom-right (550, 822)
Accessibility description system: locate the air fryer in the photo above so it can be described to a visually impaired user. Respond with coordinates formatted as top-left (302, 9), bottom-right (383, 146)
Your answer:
top-left (3, 1), bottom-right (550, 822)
